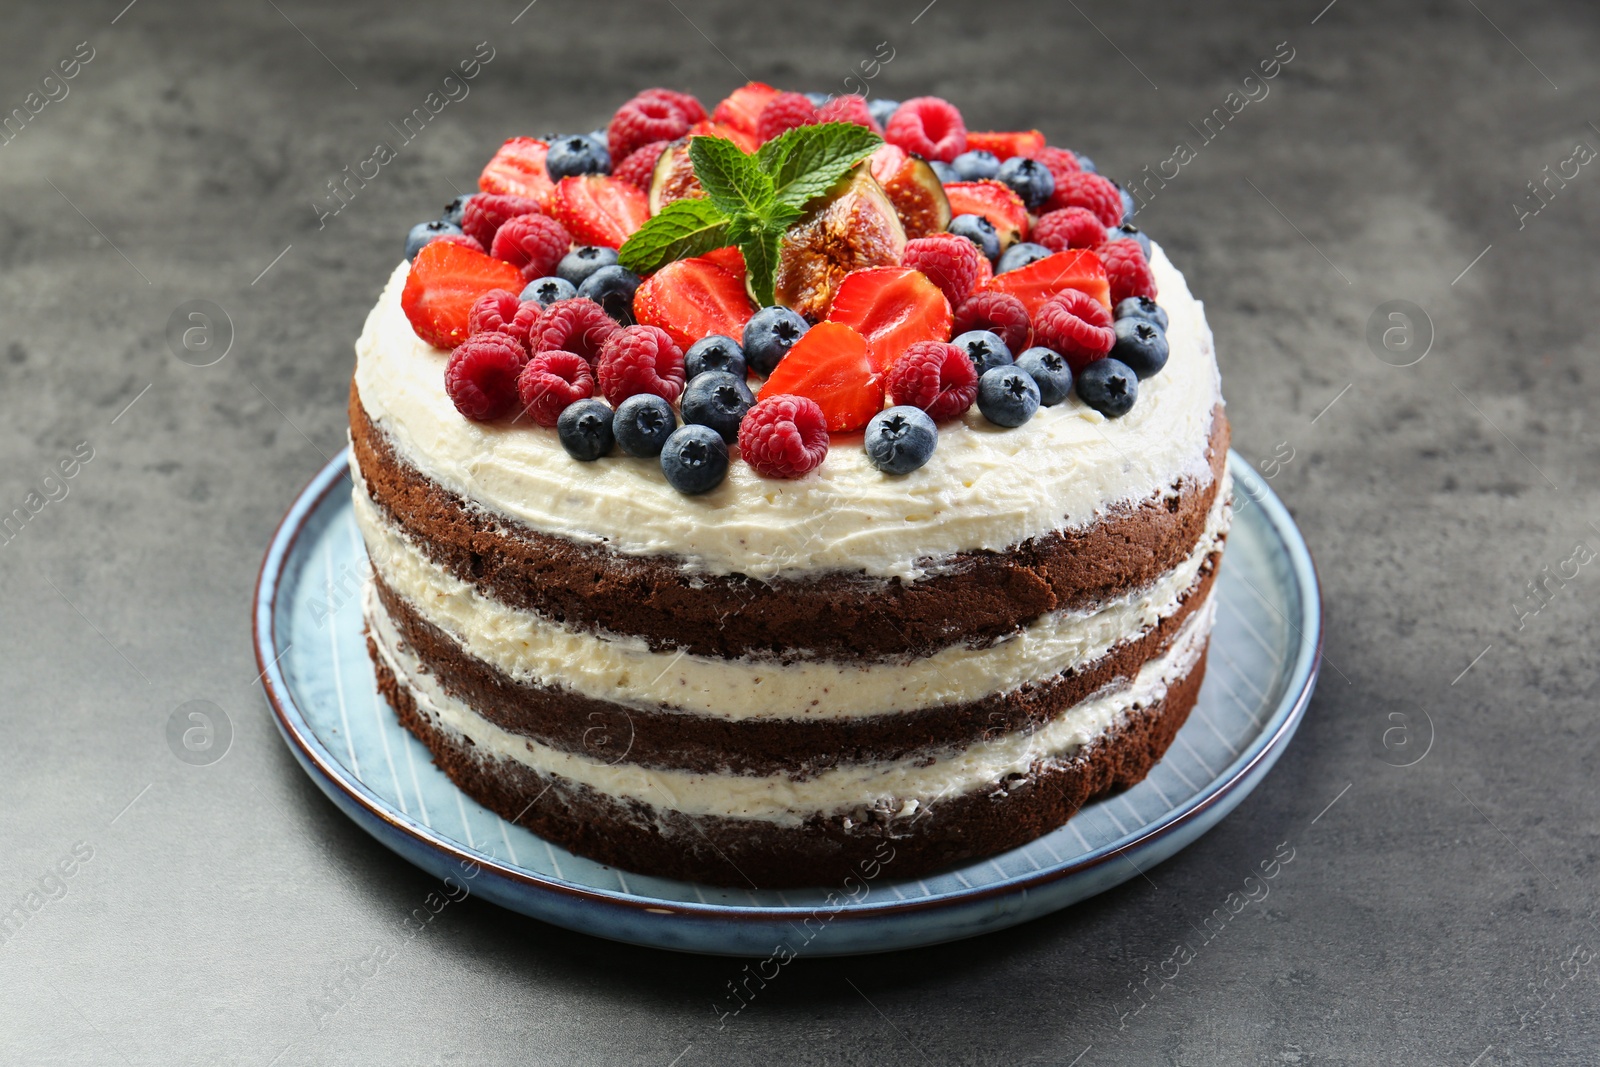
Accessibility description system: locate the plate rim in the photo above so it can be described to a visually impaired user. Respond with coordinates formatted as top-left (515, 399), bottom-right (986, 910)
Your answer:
top-left (254, 448), bottom-right (1322, 923)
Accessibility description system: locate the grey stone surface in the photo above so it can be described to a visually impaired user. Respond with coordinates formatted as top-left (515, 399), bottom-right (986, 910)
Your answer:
top-left (1, 0), bottom-right (1596, 1063)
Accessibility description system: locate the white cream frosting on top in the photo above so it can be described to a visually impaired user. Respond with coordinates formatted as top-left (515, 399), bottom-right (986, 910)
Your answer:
top-left (353, 245), bottom-right (1221, 580)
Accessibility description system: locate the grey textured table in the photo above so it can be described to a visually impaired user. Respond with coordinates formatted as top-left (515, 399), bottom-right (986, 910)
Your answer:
top-left (2, 0), bottom-right (1596, 1063)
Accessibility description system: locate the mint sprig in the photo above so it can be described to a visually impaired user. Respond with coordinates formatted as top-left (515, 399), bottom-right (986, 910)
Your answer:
top-left (618, 122), bottom-right (883, 306)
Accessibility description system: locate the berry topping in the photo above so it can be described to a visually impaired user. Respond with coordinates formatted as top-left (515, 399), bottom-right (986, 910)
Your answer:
top-left (952, 329), bottom-right (1014, 376)
top-left (521, 276), bottom-right (578, 307)
top-left (545, 134), bottom-right (613, 180)
top-left (824, 267), bottom-right (953, 374)
top-left (681, 370), bottom-right (755, 443)
top-left (444, 333), bottom-right (527, 421)
top-left (742, 305), bottom-right (810, 377)
top-left (614, 140), bottom-right (671, 189)
top-left (461, 193), bottom-right (546, 249)
top-left (684, 334), bottom-right (747, 380)
top-left (637, 88), bottom-right (707, 124)
top-left (1023, 146), bottom-right (1083, 194)
top-left (942, 181), bottom-right (1029, 250)
top-left (884, 340), bottom-right (979, 422)
top-left (984, 248), bottom-right (1111, 317)
top-left (1033, 288), bottom-right (1115, 374)
top-left (557, 398), bottom-right (615, 460)
top-left (948, 214), bottom-right (1000, 262)
top-left (816, 93), bottom-right (881, 133)
top-left (996, 242), bottom-right (1052, 275)
top-left (901, 234), bottom-right (984, 309)
top-left (1114, 295), bottom-right (1168, 331)
top-left (1034, 207), bottom-right (1109, 253)
top-left (557, 245), bottom-right (619, 287)
top-left (478, 138), bottom-right (554, 202)
top-left (1110, 317), bottom-right (1169, 379)
top-left (953, 291), bottom-right (1032, 353)
top-left (516, 350), bottom-right (595, 427)
top-left (401, 241), bottom-right (525, 350)
top-left (756, 321), bottom-right (883, 433)
top-left (929, 160), bottom-right (960, 183)
top-left (884, 96), bottom-right (967, 162)
top-left (711, 82), bottom-right (782, 139)
top-left (467, 289), bottom-right (541, 345)
top-left (1097, 238), bottom-right (1158, 305)
top-left (738, 395), bottom-right (830, 479)
top-left (867, 98), bottom-right (901, 128)
top-left (1014, 346), bottom-right (1073, 406)
top-left (864, 406), bottom-right (938, 475)
top-left (951, 150), bottom-right (1000, 181)
top-left (757, 91), bottom-right (820, 142)
top-left (442, 194), bottom-right (476, 226)
top-left (996, 156), bottom-right (1055, 210)
top-left (613, 392), bottom-right (678, 458)
top-left (431, 233), bottom-right (487, 254)
top-left (976, 366), bottom-right (1041, 427)
top-left (631, 259), bottom-right (757, 350)
top-left (609, 92), bottom-right (696, 162)
top-left (1107, 222), bottom-right (1152, 259)
top-left (1048, 171), bottom-right (1124, 227)
top-left (545, 175), bottom-right (650, 249)
top-left (661, 423), bottom-right (730, 494)
top-left (577, 264), bottom-right (643, 324)
top-left (965, 130), bottom-right (1047, 160)
top-left (529, 297), bottom-right (618, 365)
top-left (489, 213), bottom-right (573, 282)
top-left (406, 220), bottom-right (462, 261)
top-left (1075, 357), bottom-right (1139, 418)
top-left (596, 324), bottom-right (686, 406)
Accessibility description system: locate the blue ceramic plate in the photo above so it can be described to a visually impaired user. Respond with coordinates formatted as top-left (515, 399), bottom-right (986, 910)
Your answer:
top-left (255, 450), bottom-right (1320, 957)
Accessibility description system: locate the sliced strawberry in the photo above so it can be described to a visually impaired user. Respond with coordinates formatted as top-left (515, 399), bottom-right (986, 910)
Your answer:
top-left (545, 175), bottom-right (650, 249)
top-left (825, 267), bottom-right (953, 373)
top-left (964, 130), bottom-right (1047, 160)
top-left (983, 249), bottom-right (1111, 316)
top-left (633, 258), bottom-right (756, 349)
top-left (696, 245), bottom-right (747, 278)
top-left (478, 137), bottom-right (554, 203)
top-left (869, 143), bottom-right (908, 185)
top-left (687, 119), bottom-right (760, 155)
top-left (400, 241), bottom-right (525, 350)
top-left (756, 321), bottom-right (883, 433)
top-left (712, 82), bottom-right (781, 139)
top-left (944, 180), bottom-right (1030, 249)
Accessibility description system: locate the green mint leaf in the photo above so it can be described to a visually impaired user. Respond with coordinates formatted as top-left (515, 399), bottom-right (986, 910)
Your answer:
top-left (617, 197), bottom-right (732, 275)
top-left (757, 122), bottom-right (883, 209)
top-left (733, 220), bottom-right (784, 308)
top-left (688, 135), bottom-right (774, 218)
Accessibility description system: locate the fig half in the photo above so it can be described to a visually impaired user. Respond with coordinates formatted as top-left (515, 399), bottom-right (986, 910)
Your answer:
top-left (771, 164), bottom-right (907, 319)
top-left (870, 144), bottom-right (951, 239)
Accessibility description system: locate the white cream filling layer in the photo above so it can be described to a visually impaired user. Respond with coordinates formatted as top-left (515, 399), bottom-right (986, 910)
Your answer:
top-left (368, 581), bottom-right (1215, 825)
top-left (354, 469), bottom-right (1230, 721)
top-left (352, 245), bottom-right (1222, 581)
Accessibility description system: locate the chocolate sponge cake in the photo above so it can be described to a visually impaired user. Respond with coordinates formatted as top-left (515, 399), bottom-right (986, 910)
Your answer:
top-left (350, 84), bottom-right (1229, 887)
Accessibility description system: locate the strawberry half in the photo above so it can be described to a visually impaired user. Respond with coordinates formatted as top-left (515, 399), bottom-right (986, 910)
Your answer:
top-left (757, 321), bottom-right (883, 433)
top-left (964, 130), bottom-right (1047, 160)
top-left (696, 245), bottom-right (747, 279)
top-left (687, 119), bottom-right (760, 155)
top-left (478, 137), bottom-right (554, 203)
top-left (944, 180), bottom-right (1030, 249)
top-left (401, 241), bottom-right (525, 350)
top-left (825, 267), bottom-right (953, 373)
top-left (983, 249), bottom-right (1111, 316)
top-left (711, 82), bottom-right (781, 139)
top-left (545, 175), bottom-right (650, 249)
top-left (632, 258), bottom-right (756, 349)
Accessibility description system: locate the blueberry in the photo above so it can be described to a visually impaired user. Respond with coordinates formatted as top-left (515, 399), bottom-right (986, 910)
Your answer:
top-left (1114, 295), bottom-right (1167, 331)
top-left (1111, 318), bottom-right (1169, 379)
top-left (1074, 151), bottom-right (1096, 173)
top-left (996, 156), bottom-right (1055, 210)
top-left (977, 366), bottom-right (1041, 427)
top-left (952, 329), bottom-right (1013, 376)
top-left (577, 264), bottom-right (641, 323)
top-left (864, 406), bottom-right (938, 475)
top-left (520, 276), bottom-right (578, 307)
top-left (1014, 347), bottom-right (1073, 406)
top-left (804, 91), bottom-right (833, 107)
top-left (557, 399), bottom-right (615, 460)
top-left (929, 160), bottom-right (960, 184)
top-left (613, 393), bottom-right (678, 458)
top-left (586, 128), bottom-right (609, 149)
top-left (948, 214), bottom-right (1000, 262)
top-left (951, 150), bottom-right (1000, 181)
top-left (680, 371), bottom-right (754, 443)
top-left (406, 220), bottom-right (461, 261)
top-left (996, 242), bottom-right (1052, 274)
top-left (1114, 181), bottom-right (1136, 221)
top-left (661, 424), bottom-right (730, 494)
top-left (743, 306), bottom-right (810, 376)
top-left (546, 134), bottom-right (612, 180)
top-left (441, 194), bottom-right (476, 226)
top-left (684, 334), bottom-right (747, 381)
top-left (557, 245), bottom-right (619, 287)
top-left (1075, 357), bottom-right (1138, 418)
top-left (868, 98), bottom-right (900, 128)
top-left (1107, 223), bottom-right (1151, 259)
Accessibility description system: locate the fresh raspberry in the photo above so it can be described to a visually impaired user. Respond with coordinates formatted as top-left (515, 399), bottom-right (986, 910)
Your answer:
top-left (757, 92), bottom-right (819, 142)
top-left (489, 213), bottom-right (572, 282)
top-left (609, 95), bottom-right (694, 161)
top-left (1047, 171), bottom-right (1123, 227)
top-left (467, 289), bottom-right (541, 346)
top-left (884, 96), bottom-right (967, 162)
top-left (635, 88), bottom-right (706, 123)
top-left (900, 234), bottom-right (984, 309)
top-left (516, 350), bottom-right (595, 427)
top-left (444, 333), bottom-right (526, 421)
top-left (596, 324), bottom-right (685, 406)
top-left (1097, 238), bottom-right (1158, 305)
top-left (1024, 146), bottom-right (1081, 199)
top-left (614, 139), bottom-right (671, 189)
top-left (430, 233), bottom-right (486, 254)
top-left (461, 193), bottom-right (544, 248)
top-left (530, 298), bottom-right (618, 365)
top-left (738, 395), bottom-right (829, 479)
top-left (953, 291), bottom-right (1030, 353)
top-left (1033, 288), bottom-right (1114, 374)
top-left (972, 251), bottom-right (993, 291)
top-left (816, 93), bottom-right (881, 133)
top-left (885, 340), bottom-right (979, 422)
top-left (1033, 207), bottom-right (1107, 253)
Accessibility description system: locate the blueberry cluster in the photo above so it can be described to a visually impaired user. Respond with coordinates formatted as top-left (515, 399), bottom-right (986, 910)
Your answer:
top-left (536, 245), bottom-right (641, 323)
top-left (1077, 297), bottom-right (1171, 418)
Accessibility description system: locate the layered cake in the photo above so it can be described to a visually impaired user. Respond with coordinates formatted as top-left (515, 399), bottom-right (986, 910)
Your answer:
top-left (350, 83), bottom-right (1229, 887)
